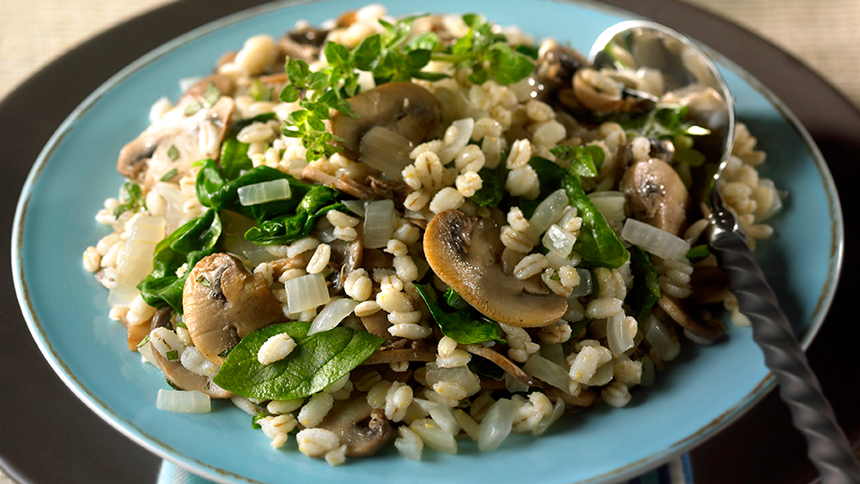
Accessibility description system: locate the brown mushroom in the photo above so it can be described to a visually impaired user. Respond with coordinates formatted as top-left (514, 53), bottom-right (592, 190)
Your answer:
top-left (178, 74), bottom-right (235, 103)
top-left (656, 295), bottom-right (724, 341)
top-left (620, 158), bottom-right (690, 236)
top-left (330, 82), bottom-right (440, 160)
top-left (328, 230), bottom-right (363, 293)
top-left (315, 394), bottom-right (394, 457)
top-left (117, 96), bottom-right (234, 187)
top-left (424, 210), bottom-right (568, 327)
top-left (183, 253), bottom-right (286, 365)
top-left (573, 67), bottom-right (623, 113)
top-left (149, 308), bottom-right (232, 399)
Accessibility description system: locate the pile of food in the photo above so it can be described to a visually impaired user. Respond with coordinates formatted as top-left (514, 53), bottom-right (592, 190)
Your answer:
top-left (82, 5), bottom-right (782, 465)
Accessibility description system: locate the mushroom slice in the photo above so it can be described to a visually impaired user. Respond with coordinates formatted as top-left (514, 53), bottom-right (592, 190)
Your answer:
top-left (573, 68), bottom-right (623, 113)
top-left (316, 394), bottom-right (394, 457)
top-left (424, 210), bottom-right (568, 327)
top-left (149, 308), bottom-right (232, 399)
top-left (620, 158), bottom-right (690, 236)
top-left (183, 253), bottom-right (286, 365)
top-left (328, 230), bottom-right (363, 293)
top-left (656, 295), bottom-right (724, 341)
top-left (178, 74), bottom-right (235, 103)
top-left (117, 95), bottom-right (235, 188)
top-left (330, 82), bottom-right (440, 160)
top-left (462, 344), bottom-right (542, 388)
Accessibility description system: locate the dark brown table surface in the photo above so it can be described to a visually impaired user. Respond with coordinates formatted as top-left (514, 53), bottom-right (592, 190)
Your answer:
top-left (1, 1), bottom-right (858, 483)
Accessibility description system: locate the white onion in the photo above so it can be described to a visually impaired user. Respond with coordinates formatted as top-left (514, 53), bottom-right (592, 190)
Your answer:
top-left (452, 409), bottom-right (480, 441)
top-left (137, 340), bottom-right (159, 366)
top-left (538, 343), bottom-right (566, 368)
top-left (529, 189), bottom-right (569, 235)
top-left (363, 199), bottom-right (396, 249)
top-left (394, 428), bottom-right (423, 461)
top-left (639, 356), bottom-right (656, 387)
top-left (308, 298), bottom-right (360, 335)
top-left (568, 268), bottom-right (593, 298)
top-left (621, 218), bottom-right (690, 260)
top-left (359, 126), bottom-right (413, 180)
top-left (542, 224), bottom-right (576, 258)
top-left (341, 199), bottom-right (366, 217)
top-left (587, 361), bottom-right (614, 386)
top-left (413, 398), bottom-right (460, 435)
top-left (409, 418), bottom-right (457, 454)
top-left (523, 355), bottom-right (572, 395)
top-left (532, 399), bottom-right (565, 436)
top-left (437, 118), bottom-right (475, 164)
top-left (754, 178), bottom-right (784, 222)
top-left (588, 191), bottom-right (626, 225)
top-left (237, 178), bottom-right (291, 206)
top-left (284, 273), bottom-right (330, 314)
top-left (424, 364), bottom-right (481, 397)
top-left (478, 398), bottom-right (518, 451)
top-left (643, 315), bottom-right (680, 362)
top-left (109, 215), bottom-right (166, 306)
top-left (156, 389), bottom-right (211, 413)
top-left (505, 372), bottom-right (529, 393)
top-left (606, 311), bottom-right (635, 356)
top-left (153, 182), bottom-right (193, 233)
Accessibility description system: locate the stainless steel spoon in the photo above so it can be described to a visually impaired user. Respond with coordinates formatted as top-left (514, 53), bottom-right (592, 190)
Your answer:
top-left (589, 20), bottom-right (860, 483)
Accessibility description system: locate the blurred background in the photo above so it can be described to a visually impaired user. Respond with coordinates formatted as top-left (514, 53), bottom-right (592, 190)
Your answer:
top-left (1, 0), bottom-right (859, 108)
top-left (1, 1), bottom-right (858, 483)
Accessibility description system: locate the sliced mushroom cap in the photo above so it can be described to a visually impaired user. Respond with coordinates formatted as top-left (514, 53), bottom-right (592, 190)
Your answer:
top-left (330, 82), bottom-right (440, 160)
top-left (328, 229), bottom-right (363, 293)
top-left (316, 394), bottom-right (394, 457)
top-left (620, 158), bottom-right (690, 236)
top-left (424, 210), bottom-right (568, 327)
top-left (183, 253), bottom-right (286, 365)
top-left (149, 308), bottom-right (232, 398)
top-left (117, 95), bottom-right (234, 188)
top-left (178, 74), bottom-right (236, 104)
top-left (656, 295), bottom-right (724, 341)
top-left (573, 68), bottom-right (623, 113)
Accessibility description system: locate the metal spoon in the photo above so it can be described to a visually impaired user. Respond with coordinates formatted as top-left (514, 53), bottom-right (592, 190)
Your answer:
top-left (589, 20), bottom-right (860, 483)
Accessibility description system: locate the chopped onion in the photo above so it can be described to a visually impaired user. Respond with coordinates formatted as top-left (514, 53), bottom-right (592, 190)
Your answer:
top-left (505, 372), bottom-right (529, 393)
top-left (538, 343), bottom-right (566, 368)
top-left (137, 340), bottom-right (159, 366)
top-left (437, 118), bottom-right (475, 164)
top-left (360, 126), bottom-right (413, 180)
top-left (588, 191), bottom-right (626, 225)
top-left (452, 409), bottom-right (480, 441)
top-left (109, 215), bottom-right (165, 306)
top-left (394, 428), bottom-right (423, 461)
top-left (424, 363), bottom-right (481, 397)
top-left (529, 189), bottom-right (569, 235)
top-left (568, 268), bottom-right (593, 298)
top-left (621, 218), bottom-right (691, 260)
top-left (156, 389), bottom-right (211, 413)
top-left (523, 355), bottom-right (572, 395)
top-left (284, 273), bottom-right (330, 314)
top-left (363, 199), bottom-right (396, 249)
top-left (532, 399), bottom-right (565, 436)
top-left (412, 398), bottom-right (460, 435)
top-left (308, 298), bottom-right (360, 335)
top-left (153, 182), bottom-right (193, 233)
top-left (341, 199), bottom-right (367, 217)
top-left (643, 315), bottom-right (680, 362)
top-left (237, 178), bottom-right (291, 206)
top-left (478, 398), bottom-right (518, 451)
top-left (542, 224), bottom-right (576, 258)
top-left (410, 418), bottom-right (457, 454)
top-left (754, 178), bottom-right (784, 222)
top-left (588, 360), bottom-right (614, 386)
top-left (606, 311), bottom-right (635, 356)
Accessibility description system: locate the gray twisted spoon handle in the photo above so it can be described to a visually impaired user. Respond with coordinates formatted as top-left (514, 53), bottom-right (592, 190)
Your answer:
top-left (709, 205), bottom-right (860, 483)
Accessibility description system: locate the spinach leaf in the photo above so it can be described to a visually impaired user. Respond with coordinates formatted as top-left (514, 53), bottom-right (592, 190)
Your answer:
top-left (550, 144), bottom-right (605, 178)
top-left (114, 181), bottom-right (144, 217)
top-left (564, 175), bottom-right (630, 268)
top-left (137, 208), bottom-right (222, 312)
top-left (470, 166), bottom-right (506, 207)
top-left (414, 284), bottom-right (504, 344)
top-left (627, 246), bottom-right (661, 323)
top-left (213, 322), bottom-right (384, 400)
top-left (244, 185), bottom-right (345, 245)
top-left (685, 244), bottom-right (711, 263)
top-left (219, 138), bottom-right (253, 180)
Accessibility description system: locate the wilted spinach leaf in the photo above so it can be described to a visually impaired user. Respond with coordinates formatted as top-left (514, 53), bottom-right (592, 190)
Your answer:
top-left (414, 284), bottom-right (504, 344)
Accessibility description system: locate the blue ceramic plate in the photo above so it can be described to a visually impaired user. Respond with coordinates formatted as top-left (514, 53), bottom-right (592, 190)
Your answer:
top-left (12, 0), bottom-right (843, 483)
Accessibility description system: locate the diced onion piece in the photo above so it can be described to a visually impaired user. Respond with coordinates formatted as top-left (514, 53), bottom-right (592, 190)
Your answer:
top-left (640, 356), bottom-right (656, 387)
top-left (413, 399), bottom-right (460, 435)
top-left (137, 340), bottom-right (159, 366)
top-left (478, 398), bottom-right (518, 451)
top-left (394, 428), bottom-right (423, 461)
top-left (643, 315), bottom-right (680, 362)
top-left (109, 215), bottom-right (166, 307)
top-left (505, 372), bottom-right (529, 393)
top-left (529, 189), bottom-right (569, 235)
top-left (538, 343), bottom-right (566, 368)
top-left (308, 298), bottom-right (360, 335)
top-left (568, 268), bottom-right (593, 297)
top-left (156, 389), bottom-right (211, 413)
top-left (588, 191), bottom-right (626, 225)
top-left (606, 311), bottom-right (635, 356)
top-left (363, 199), bottom-right (396, 249)
top-left (237, 179), bottom-right (291, 206)
top-left (360, 127), bottom-right (413, 180)
top-left (542, 224), bottom-right (576, 258)
top-left (523, 355), bottom-right (572, 395)
top-left (437, 118), bottom-right (475, 164)
top-left (532, 399), bottom-right (565, 436)
top-left (621, 218), bottom-right (691, 260)
top-left (284, 273), bottom-right (330, 314)
top-left (153, 182), bottom-right (192, 233)
top-left (424, 364), bottom-right (481, 397)
top-left (341, 199), bottom-right (366, 217)
top-left (410, 418), bottom-right (457, 454)
top-left (754, 178), bottom-right (784, 222)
